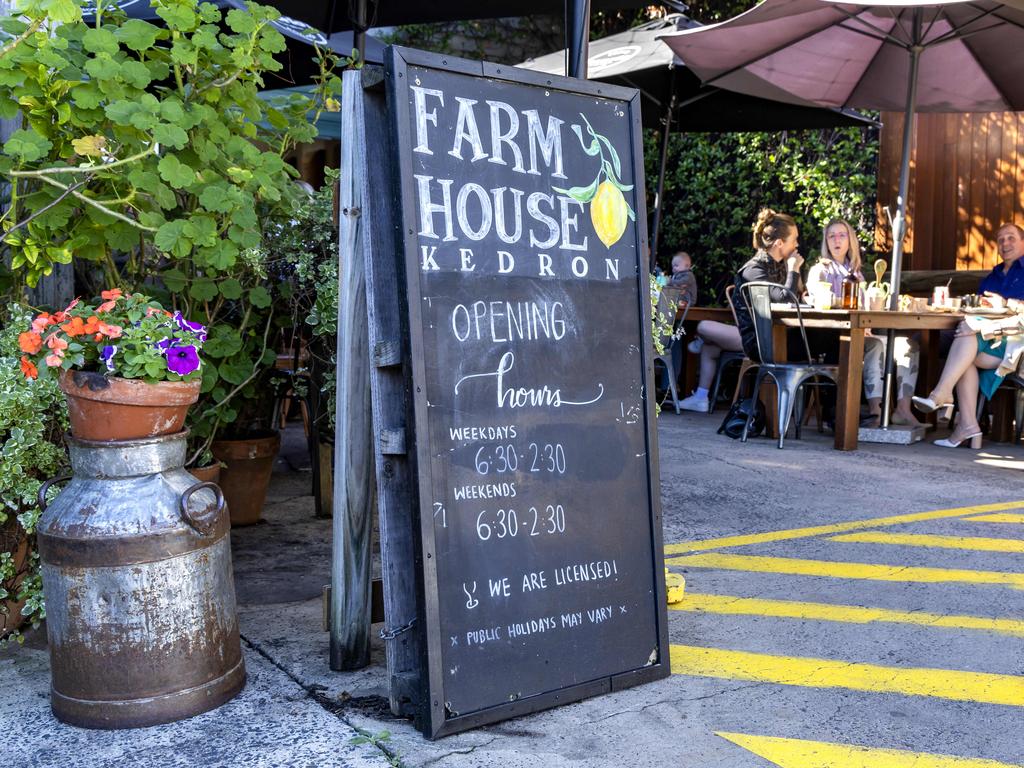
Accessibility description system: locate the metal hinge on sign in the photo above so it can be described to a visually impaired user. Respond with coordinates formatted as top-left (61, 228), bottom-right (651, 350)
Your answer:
top-left (380, 617), bottom-right (417, 641)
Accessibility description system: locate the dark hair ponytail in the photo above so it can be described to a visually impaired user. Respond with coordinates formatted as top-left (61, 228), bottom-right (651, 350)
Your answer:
top-left (752, 208), bottom-right (796, 250)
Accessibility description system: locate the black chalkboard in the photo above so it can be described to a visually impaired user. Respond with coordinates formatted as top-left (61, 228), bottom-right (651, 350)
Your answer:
top-left (385, 46), bottom-right (669, 738)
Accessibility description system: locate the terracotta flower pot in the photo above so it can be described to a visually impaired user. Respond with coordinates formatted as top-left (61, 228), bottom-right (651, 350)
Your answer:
top-left (188, 463), bottom-right (222, 485)
top-left (211, 432), bottom-right (280, 527)
top-left (59, 370), bottom-right (201, 441)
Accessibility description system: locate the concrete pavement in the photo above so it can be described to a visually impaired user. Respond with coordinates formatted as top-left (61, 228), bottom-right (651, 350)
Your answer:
top-left (4, 416), bottom-right (1024, 766)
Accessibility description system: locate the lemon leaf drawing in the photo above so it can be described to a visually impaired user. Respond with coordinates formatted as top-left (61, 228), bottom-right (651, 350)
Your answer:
top-left (571, 123), bottom-right (601, 156)
top-left (552, 173), bottom-right (601, 204)
top-left (601, 161), bottom-right (633, 191)
top-left (596, 134), bottom-right (621, 178)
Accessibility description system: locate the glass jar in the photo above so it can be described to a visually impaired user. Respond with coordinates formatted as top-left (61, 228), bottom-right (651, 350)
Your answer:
top-left (841, 274), bottom-right (860, 310)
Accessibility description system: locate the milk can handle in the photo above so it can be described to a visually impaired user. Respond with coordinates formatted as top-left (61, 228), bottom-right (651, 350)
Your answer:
top-left (37, 474), bottom-right (72, 512)
top-left (179, 481), bottom-right (225, 536)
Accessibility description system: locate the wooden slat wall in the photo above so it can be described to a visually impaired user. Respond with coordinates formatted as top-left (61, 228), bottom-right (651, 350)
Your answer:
top-left (875, 111), bottom-right (1024, 271)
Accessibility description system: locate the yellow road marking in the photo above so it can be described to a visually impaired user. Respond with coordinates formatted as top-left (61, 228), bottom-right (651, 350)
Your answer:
top-left (669, 592), bottom-right (1024, 637)
top-left (967, 514), bottom-right (1024, 524)
top-left (666, 553), bottom-right (1024, 589)
top-left (716, 731), bottom-right (1024, 768)
top-left (669, 645), bottom-right (1024, 707)
top-left (663, 501), bottom-right (1024, 555)
top-left (831, 531), bottom-right (1024, 554)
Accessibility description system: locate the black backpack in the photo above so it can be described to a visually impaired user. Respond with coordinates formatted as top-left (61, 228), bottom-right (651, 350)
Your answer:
top-left (718, 397), bottom-right (765, 440)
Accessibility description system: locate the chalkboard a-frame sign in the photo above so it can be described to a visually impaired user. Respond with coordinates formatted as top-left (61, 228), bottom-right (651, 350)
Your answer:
top-left (384, 46), bottom-right (669, 738)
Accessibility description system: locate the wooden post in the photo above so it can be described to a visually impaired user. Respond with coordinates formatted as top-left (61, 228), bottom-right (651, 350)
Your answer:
top-left (358, 65), bottom-right (426, 720)
top-left (329, 68), bottom-right (375, 671)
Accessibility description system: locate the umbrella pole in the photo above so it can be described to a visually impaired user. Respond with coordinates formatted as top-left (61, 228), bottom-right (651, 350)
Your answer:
top-left (879, 10), bottom-right (922, 430)
top-left (650, 76), bottom-right (677, 265)
top-left (564, 0), bottom-right (591, 78)
top-left (352, 0), bottom-right (367, 62)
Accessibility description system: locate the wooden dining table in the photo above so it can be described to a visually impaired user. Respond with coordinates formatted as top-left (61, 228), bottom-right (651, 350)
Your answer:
top-left (676, 303), bottom-right (965, 451)
top-left (769, 307), bottom-right (963, 450)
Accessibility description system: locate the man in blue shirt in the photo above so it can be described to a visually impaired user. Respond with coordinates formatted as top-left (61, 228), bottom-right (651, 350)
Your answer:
top-left (978, 223), bottom-right (1024, 299)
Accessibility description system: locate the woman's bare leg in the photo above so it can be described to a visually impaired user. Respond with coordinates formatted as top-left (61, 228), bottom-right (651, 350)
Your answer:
top-left (927, 324), bottom-right (980, 404)
top-left (695, 321), bottom-right (742, 390)
top-left (948, 352), bottom-right (1002, 441)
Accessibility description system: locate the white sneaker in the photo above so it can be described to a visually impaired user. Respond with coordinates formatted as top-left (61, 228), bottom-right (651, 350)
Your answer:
top-left (687, 337), bottom-right (704, 354)
top-left (679, 392), bottom-right (710, 413)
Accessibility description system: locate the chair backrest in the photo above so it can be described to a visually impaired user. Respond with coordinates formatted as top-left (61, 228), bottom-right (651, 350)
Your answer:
top-left (724, 284), bottom-right (740, 324)
top-left (738, 281), bottom-right (814, 365)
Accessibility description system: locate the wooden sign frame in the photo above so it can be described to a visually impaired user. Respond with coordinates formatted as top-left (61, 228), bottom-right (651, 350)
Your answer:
top-left (367, 46), bottom-right (669, 739)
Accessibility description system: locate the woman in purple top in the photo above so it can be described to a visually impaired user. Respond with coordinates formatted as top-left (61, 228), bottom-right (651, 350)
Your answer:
top-left (808, 219), bottom-right (921, 427)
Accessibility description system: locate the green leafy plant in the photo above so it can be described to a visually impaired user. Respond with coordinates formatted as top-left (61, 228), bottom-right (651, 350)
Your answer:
top-left (350, 728), bottom-right (403, 767)
top-left (647, 125), bottom-right (879, 303)
top-left (269, 168), bottom-right (339, 434)
top-left (0, 0), bottom-right (344, 463)
top-left (1, 304), bottom-right (68, 646)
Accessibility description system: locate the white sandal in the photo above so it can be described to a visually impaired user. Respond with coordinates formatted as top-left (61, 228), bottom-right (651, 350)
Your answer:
top-left (912, 396), bottom-right (952, 414)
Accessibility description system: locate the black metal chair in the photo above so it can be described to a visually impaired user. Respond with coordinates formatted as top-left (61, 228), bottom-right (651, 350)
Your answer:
top-left (738, 282), bottom-right (839, 448)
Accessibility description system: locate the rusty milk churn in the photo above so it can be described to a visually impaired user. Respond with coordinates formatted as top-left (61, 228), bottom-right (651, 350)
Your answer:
top-left (37, 430), bottom-right (245, 729)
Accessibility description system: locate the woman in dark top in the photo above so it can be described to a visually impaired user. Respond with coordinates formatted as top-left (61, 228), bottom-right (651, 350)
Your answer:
top-left (733, 208), bottom-right (804, 361)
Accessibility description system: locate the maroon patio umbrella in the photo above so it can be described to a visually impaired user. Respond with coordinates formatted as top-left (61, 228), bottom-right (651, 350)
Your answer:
top-left (661, 0), bottom-right (1024, 429)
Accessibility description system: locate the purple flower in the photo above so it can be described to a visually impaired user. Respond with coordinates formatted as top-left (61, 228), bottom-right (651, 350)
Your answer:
top-left (173, 312), bottom-right (207, 342)
top-left (165, 344), bottom-right (201, 376)
top-left (100, 345), bottom-right (117, 372)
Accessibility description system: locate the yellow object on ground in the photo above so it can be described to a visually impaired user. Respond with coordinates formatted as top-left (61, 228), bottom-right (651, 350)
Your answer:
top-left (665, 568), bottom-right (685, 604)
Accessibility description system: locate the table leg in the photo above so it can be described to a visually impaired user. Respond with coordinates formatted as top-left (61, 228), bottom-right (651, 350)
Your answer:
top-left (835, 328), bottom-right (864, 451)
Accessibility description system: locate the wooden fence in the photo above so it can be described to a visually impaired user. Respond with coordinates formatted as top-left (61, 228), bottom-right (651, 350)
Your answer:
top-left (875, 111), bottom-right (1024, 271)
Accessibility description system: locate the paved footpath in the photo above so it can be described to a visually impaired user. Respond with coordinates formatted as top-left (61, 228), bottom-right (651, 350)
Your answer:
top-left (4, 417), bottom-right (1024, 766)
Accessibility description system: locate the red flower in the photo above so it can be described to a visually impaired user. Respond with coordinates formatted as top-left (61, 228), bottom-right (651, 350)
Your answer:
top-left (45, 334), bottom-right (68, 352)
top-left (31, 313), bottom-right (53, 333)
top-left (44, 353), bottom-right (64, 368)
top-left (97, 300), bottom-right (117, 313)
top-left (97, 322), bottom-right (122, 339)
top-left (60, 316), bottom-right (87, 337)
top-left (20, 356), bottom-right (37, 379)
top-left (100, 288), bottom-right (122, 301)
top-left (18, 331), bottom-right (42, 354)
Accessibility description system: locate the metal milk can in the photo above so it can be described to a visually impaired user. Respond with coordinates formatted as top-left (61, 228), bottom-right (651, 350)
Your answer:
top-left (37, 431), bottom-right (245, 729)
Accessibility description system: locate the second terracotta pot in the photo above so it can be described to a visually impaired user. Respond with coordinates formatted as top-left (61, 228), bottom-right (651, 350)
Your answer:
top-left (59, 371), bottom-right (201, 441)
top-left (211, 432), bottom-right (280, 527)
top-left (1, 518), bottom-right (29, 639)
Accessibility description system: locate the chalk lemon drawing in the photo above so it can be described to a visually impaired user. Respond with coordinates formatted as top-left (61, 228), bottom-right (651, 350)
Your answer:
top-left (552, 113), bottom-right (635, 248)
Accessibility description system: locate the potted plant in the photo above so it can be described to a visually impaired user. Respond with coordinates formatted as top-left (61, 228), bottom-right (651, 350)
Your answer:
top-left (18, 290), bottom-right (206, 441)
top-left (0, 0), bottom-right (341, 477)
top-left (1, 305), bottom-right (68, 644)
